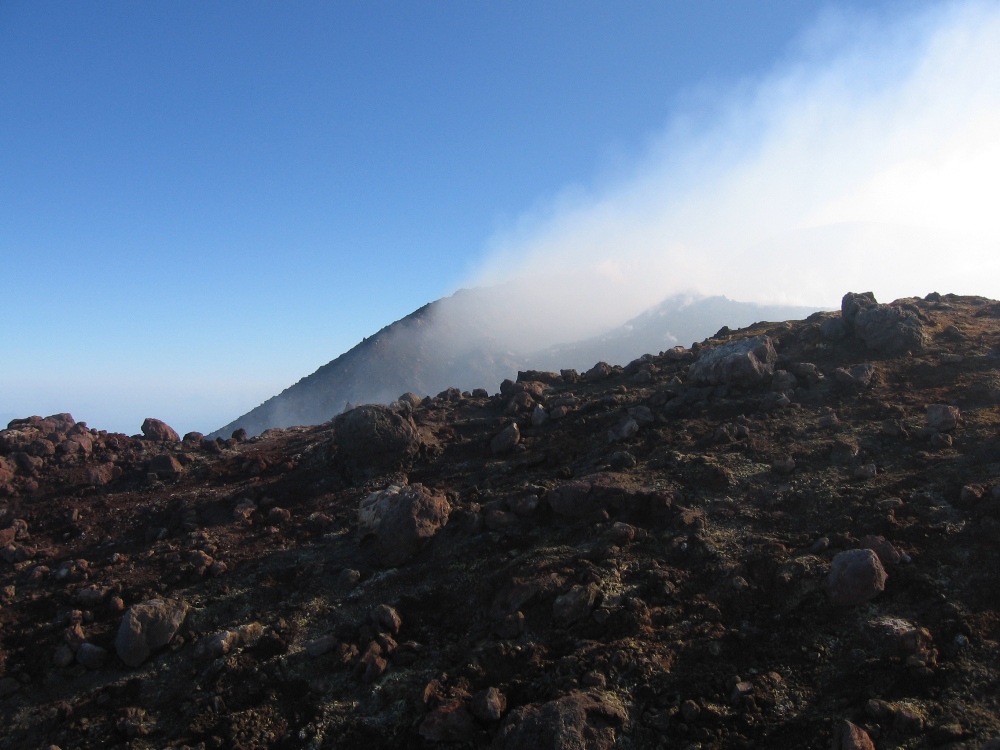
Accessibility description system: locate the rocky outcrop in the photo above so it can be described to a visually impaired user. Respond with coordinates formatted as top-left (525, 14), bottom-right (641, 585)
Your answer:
top-left (688, 335), bottom-right (777, 386)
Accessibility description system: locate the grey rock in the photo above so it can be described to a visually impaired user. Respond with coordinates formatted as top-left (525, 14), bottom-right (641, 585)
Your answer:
top-left (688, 335), bottom-right (777, 387)
top-left (841, 291), bottom-right (878, 327)
top-left (854, 304), bottom-right (928, 354)
top-left (76, 642), bottom-right (109, 669)
top-left (926, 404), bottom-right (960, 432)
top-left (472, 687), bottom-right (507, 722)
top-left (115, 598), bottom-right (189, 667)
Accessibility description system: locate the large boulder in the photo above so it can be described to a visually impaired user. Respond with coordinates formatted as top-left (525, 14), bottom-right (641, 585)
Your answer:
top-left (854, 304), bottom-right (927, 355)
top-left (357, 484), bottom-right (450, 566)
top-left (492, 691), bottom-right (626, 750)
top-left (688, 335), bottom-right (777, 387)
top-left (841, 292), bottom-right (878, 329)
top-left (333, 405), bottom-right (421, 478)
top-left (115, 598), bottom-right (189, 667)
top-left (141, 418), bottom-right (180, 442)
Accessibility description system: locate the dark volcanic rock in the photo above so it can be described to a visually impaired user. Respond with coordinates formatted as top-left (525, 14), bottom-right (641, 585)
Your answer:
top-left (357, 484), bottom-right (450, 566)
top-left (115, 598), bottom-right (189, 667)
top-left (492, 691), bottom-right (626, 750)
top-left (853, 304), bottom-right (928, 354)
top-left (688, 335), bottom-right (777, 387)
top-left (826, 549), bottom-right (887, 606)
top-left (334, 404), bottom-right (421, 478)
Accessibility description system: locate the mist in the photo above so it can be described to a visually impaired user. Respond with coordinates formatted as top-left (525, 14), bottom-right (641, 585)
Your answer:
top-left (462, 1), bottom-right (1000, 343)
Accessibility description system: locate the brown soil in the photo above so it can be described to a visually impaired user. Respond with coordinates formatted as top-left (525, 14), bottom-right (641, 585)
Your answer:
top-left (2, 293), bottom-right (1000, 750)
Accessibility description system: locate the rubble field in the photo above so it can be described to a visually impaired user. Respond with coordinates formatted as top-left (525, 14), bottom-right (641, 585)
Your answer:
top-left (3, 291), bottom-right (1000, 750)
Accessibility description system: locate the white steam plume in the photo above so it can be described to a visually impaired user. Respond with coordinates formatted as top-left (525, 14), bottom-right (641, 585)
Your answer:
top-left (466, 1), bottom-right (1000, 338)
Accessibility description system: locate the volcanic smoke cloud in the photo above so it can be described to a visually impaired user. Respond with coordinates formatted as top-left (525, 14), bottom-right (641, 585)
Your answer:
top-left (462, 1), bottom-right (1000, 345)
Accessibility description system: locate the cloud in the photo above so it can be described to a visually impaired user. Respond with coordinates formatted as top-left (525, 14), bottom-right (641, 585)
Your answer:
top-left (466, 1), bottom-right (1000, 329)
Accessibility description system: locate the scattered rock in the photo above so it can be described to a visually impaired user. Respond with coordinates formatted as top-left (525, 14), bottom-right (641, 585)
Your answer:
top-left (491, 423), bottom-right (521, 454)
top-left (492, 691), bottom-right (626, 750)
top-left (834, 720), bottom-right (876, 750)
top-left (927, 404), bottom-right (960, 432)
top-left (471, 687), bottom-right (507, 722)
top-left (115, 598), bottom-right (189, 667)
top-left (688, 335), bottom-right (777, 387)
top-left (826, 549), bottom-right (887, 606)
top-left (141, 418), bottom-right (179, 442)
top-left (357, 484), bottom-right (450, 566)
top-left (76, 642), bottom-right (109, 669)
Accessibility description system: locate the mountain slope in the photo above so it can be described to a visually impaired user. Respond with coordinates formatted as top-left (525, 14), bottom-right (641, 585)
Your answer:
top-left (211, 289), bottom-right (819, 438)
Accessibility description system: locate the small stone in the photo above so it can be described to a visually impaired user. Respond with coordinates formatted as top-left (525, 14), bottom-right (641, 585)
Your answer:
top-left (531, 405), bottom-right (549, 427)
top-left (471, 687), bottom-right (507, 722)
top-left (826, 549), bottom-right (887, 606)
top-left (853, 463), bottom-right (877, 479)
top-left (52, 644), bottom-right (75, 668)
top-left (552, 584), bottom-right (600, 627)
top-left (608, 451), bottom-right (636, 470)
top-left (198, 630), bottom-right (238, 659)
top-left (861, 535), bottom-right (901, 565)
top-left (338, 569), bottom-right (361, 588)
top-left (76, 643), bottom-right (109, 669)
top-left (304, 635), bottom-right (338, 657)
top-left (372, 604), bottom-right (402, 636)
top-left (491, 424), bottom-right (521, 455)
top-left (929, 432), bottom-right (953, 448)
top-left (771, 457), bottom-right (796, 475)
top-left (115, 598), bottom-right (189, 667)
top-left (149, 454), bottom-right (183, 479)
top-left (610, 522), bottom-right (637, 545)
top-left (420, 700), bottom-right (478, 741)
top-left (893, 705), bottom-right (925, 734)
top-left (680, 700), bottom-right (701, 723)
top-left (267, 507), bottom-right (291, 524)
top-left (362, 655), bottom-right (388, 683)
top-left (730, 681), bottom-right (753, 704)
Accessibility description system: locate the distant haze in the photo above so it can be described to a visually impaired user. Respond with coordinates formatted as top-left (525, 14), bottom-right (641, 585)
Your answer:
top-left (467, 1), bottom-right (1000, 331)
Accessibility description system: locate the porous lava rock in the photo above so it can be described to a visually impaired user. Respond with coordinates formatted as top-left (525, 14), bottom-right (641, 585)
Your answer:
top-left (333, 404), bottom-right (421, 478)
top-left (491, 691), bottom-right (626, 750)
top-left (357, 484), bottom-right (450, 566)
top-left (115, 598), bottom-right (189, 667)
top-left (688, 335), bottom-right (777, 386)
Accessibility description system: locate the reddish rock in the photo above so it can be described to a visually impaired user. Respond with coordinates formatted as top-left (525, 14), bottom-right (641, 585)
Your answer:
top-left (826, 549), bottom-right (887, 606)
top-left (149, 454), bottom-right (183, 479)
top-left (471, 687), bottom-right (507, 722)
top-left (834, 720), bottom-right (876, 750)
top-left (491, 423), bottom-right (521, 454)
top-left (141, 418), bottom-right (180, 442)
top-left (420, 700), bottom-right (478, 742)
top-left (861, 535), bottom-right (901, 565)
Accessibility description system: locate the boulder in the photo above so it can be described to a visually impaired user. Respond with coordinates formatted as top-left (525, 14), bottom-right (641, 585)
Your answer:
top-left (926, 404), bottom-right (960, 432)
top-left (834, 720), bottom-right (876, 750)
top-left (141, 418), bottom-right (180, 442)
top-left (853, 305), bottom-right (928, 354)
top-left (149, 455), bottom-right (183, 479)
top-left (826, 549), bottom-right (887, 606)
top-left (492, 691), bottom-right (626, 750)
top-left (333, 404), bottom-right (421, 478)
top-left (115, 598), bottom-right (189, 667)
top-left (688, 335), bottom-right (777, 387)
top-left (491, 423), bottom-right (521, 455)
top-left (553, 584), bottom-right (600, 627)
top-left (357, 484), bottom-right (450, 566)
top-left (841, 292), bottom-right (878, 328)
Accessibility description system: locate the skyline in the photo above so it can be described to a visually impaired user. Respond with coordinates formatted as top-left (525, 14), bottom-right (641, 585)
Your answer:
top-left (4, 0), bottom-right (995, 436)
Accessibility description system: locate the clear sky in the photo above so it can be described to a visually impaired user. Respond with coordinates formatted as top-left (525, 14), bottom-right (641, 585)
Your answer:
top-left (5, 0), bottom-right (993, 436)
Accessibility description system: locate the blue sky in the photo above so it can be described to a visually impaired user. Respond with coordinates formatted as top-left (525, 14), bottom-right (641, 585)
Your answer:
top-left (5, 0), bottom-right (997, 436)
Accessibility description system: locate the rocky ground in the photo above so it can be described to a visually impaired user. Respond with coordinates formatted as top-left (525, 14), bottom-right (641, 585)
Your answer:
top-left (2, 292), bottom-right (1000, 750)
